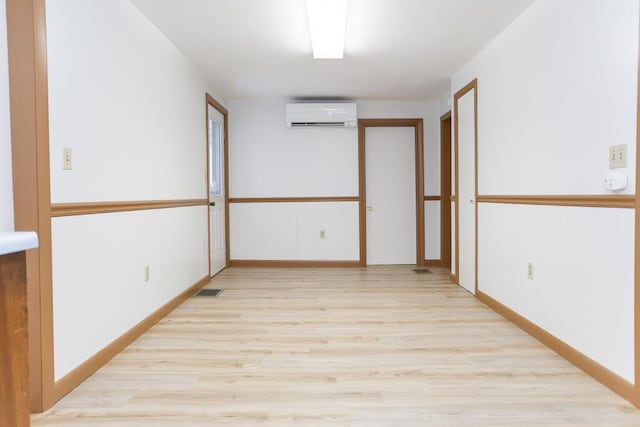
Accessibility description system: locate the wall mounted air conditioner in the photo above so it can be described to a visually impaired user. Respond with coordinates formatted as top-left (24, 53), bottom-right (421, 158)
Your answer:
top-left (285, 103), bottom-right (357, 128)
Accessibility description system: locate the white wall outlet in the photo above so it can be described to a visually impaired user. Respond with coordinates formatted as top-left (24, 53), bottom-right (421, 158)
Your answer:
top-left (144, 265), bottom-right (150, 282)
top-left (527, 262), bottom-right (534, 280)
top-left (63, 147), bottom-right (72, 170)
top-left (319, 229), bottom-right (326, 239)
top-left (609, 144), bottom-right (627, 169)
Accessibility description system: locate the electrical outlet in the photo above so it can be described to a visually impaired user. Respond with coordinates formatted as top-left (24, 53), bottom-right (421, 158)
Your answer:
top-left (609, 144), bottom-right (628, 169)
top-left (144, 265), bottom-right (150, 282)
top-left (527, 262), bottom-right (534, 280)
top-left (320, 229), bottom-right (326, 239)
top-left (63, 147), bottom-right (72, 170)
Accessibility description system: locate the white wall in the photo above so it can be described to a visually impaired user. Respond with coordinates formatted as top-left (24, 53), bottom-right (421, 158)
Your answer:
top-left (46, 0), bottom-right (221, 380)
top-left (0, 0), bottom-right (13, 232)
top-left (228, 99), bottom-right (442, 262)
top-left (451, 0), bottom-right (638, 382)
top-left (52, 207), bottom-right (208, 378)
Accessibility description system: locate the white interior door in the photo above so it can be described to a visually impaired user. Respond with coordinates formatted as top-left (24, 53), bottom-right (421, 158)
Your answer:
top-left (208, 105), bottom-right (226, 276)
top-left (365, 127), bottom-right (416, 265)
top-left (456, 88), bottom-right (476, 294)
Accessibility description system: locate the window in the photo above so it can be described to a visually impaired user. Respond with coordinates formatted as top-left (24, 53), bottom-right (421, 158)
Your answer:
top-left (209, 118), bottom-right (222, 197)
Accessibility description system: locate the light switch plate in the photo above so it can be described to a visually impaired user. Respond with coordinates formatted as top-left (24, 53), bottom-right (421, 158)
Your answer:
top-left (609, 144), bottom-right (627, 169)
top-left (63, 147), bottom-right (72, 170)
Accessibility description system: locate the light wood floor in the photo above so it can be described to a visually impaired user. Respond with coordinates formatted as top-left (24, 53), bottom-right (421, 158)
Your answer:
top-left (32, 266), bottom-right (640, 426)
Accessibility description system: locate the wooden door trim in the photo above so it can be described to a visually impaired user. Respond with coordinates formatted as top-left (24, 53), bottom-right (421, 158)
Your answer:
top-left (206, 94), bottom-right (230, 276)
top-left (440, 111), bottom-right (452, 270)
top-left (453, 79), bottom-right (478, 289)
top-left (6, 0), bottom-right (55, 411)
top-left (635, 27), bottom-right (640, 407)
top-left (357, 118), bottom-right (425, 267)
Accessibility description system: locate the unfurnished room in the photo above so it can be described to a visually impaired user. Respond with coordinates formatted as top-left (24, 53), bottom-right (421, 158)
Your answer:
top-left (1, 0), bottom-right (640, 425)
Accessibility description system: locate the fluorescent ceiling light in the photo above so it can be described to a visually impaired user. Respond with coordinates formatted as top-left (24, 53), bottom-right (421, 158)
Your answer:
top-left (306, 0), bottom-right (347, 59)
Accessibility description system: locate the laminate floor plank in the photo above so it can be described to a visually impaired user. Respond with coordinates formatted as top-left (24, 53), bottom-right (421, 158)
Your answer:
top-left (32, 266), bottom-right (640, 426)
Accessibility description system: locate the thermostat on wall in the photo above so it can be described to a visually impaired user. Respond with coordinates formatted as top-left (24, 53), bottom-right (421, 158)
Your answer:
top-left (604, 172), bottom-right (627, 191)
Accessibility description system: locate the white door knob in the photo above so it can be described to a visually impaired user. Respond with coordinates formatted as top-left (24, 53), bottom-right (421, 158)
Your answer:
top-left (366, 203), bottom-right (373, 211)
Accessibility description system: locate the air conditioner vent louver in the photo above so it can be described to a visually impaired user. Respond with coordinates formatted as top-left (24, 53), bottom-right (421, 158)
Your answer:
top-left (286, 103), bottom-right (357, 128)
top-left (290, 122), bottom-right (346, 128)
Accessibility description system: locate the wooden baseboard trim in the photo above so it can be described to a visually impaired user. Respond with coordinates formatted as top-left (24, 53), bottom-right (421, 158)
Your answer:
top-left (477, 195), bottom-right (635, 209)
top-left (53, 275), bottom-right (210, 401)
top-left (449, 273), bottom-right (457, 283)
top-left (229, 196), bottom-right (359, 204)
top-left (229, 260), bottom-right (361, 268)
top-left (51, 199), bottom-right (208, 217)
top-left (476, 290), bottom-right (636, 405)
top-left (424, 259), bottom-right (442, 267)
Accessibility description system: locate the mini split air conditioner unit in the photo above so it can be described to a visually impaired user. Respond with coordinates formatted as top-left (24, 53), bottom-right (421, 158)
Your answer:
top-left (285, 103), bottom-right (357, 128)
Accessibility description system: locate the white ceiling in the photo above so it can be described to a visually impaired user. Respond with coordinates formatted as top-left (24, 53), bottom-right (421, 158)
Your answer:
top-left (131, 0), bottom-right (535, 101)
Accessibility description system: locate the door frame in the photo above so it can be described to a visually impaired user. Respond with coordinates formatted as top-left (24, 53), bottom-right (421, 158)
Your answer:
top-left (358, 118), bottom-right (425, 267)
top-left (453, 79), bottom-right (478, 290)
top-left (440, 111), bottom-right (452, 270)
top-left (205, 93), bottom-right (230, 276)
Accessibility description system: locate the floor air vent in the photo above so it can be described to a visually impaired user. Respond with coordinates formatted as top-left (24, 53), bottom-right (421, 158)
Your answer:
top-left (413, 268), bottom-right (432, 274)
top-left (194, 289), bottom-right (223, 297)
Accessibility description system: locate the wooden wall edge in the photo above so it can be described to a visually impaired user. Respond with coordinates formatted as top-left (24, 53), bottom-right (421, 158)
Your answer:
top-left (229, 260), bottom-right (361, 268)
top-left (228, 197), bottom-right (359, 203)
top-left (50, 199), bottom-right (208, 217)
top-left (477, 195), bottom-right (635, 209)
top-left (53, 275), bottom-right (210, 401)
top-left (476, 290), bottom-right (636, 406)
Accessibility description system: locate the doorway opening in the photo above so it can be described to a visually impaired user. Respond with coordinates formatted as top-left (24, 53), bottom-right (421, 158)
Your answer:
top-left (205, 94), bottom-right (230, 277)
top-left (453, 80), bottom-right (478, 295)
top-left (358, 119), bottom-right (425, 266)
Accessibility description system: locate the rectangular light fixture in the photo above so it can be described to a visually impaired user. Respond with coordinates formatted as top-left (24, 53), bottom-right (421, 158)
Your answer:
top-left (306, 0), bottom-right (347, 59)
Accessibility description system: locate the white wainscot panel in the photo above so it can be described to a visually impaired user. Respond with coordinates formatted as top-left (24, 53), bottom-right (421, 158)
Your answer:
top-left (229, 203), bottom-right (297, 260)
top-left (296, 202), bottom-right (359, 260)
top-left (424, 200), bottom-right (441, 260)
top-left (230, 202), bottom-right (359, 261)
top-left (478, 203), bottom-right (634, 382)
top-left (52, 206), bottom-right (208, 380)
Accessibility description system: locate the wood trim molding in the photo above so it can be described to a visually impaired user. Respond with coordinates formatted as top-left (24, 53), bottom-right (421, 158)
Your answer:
top-left (634, 29), bottom-right (640, 407)
top-left (358, 118), bottom-right (426, 267)
top-left (415, 121), bottom-right (426, 265)
top-left (424, 259), bottom-right (442, 267)
top-left (477, 195), bottom-right (635, 209)
top-left (440, 110), bottom-right (452, 270)
top-left (6, 0), bottom-right (55, 412)
top-left (54, 275), bottom-right (210, 401)
top-left (477, 290), bottom-right (635, 404)
top-left (423, 195), bottom-right (441, 201)
top-left (229, 260), bottom-right (361, 268)
top-left (50, 199), bottom-right (208, 217)
top-left (229, 196), bottom-right (359, 203)
top-left (358, 122), bottom-right (366, 266)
